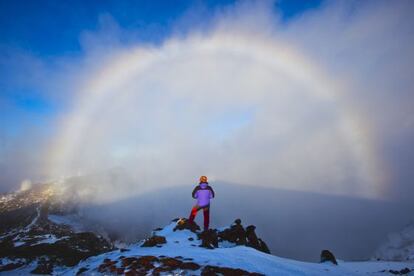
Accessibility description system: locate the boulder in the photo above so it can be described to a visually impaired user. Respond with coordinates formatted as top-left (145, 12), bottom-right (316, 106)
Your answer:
top-left (173, 218), bottom-right (200, 233)
top-left (246, 225), bottom-right (260, 248)
top-left (141, 236), bottom-right (166, 247)
top-left (320, 249), bottom-right (338, 265)
top-left (198, 229), bottom-right (219, 249)
top-left (218, 219), bottom-right (246, 245)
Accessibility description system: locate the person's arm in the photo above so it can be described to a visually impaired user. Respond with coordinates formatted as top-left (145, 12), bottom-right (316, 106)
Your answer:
top-left (192, 186), bottom-right (200, 198)
top-left (208, 186), bottom-right (215, 198)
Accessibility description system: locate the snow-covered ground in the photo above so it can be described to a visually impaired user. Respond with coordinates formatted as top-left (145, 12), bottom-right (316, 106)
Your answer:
top-left (56, 220), bottom-right (414, 276)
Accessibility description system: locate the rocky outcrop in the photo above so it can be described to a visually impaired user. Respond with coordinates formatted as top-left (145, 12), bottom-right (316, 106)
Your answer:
top-left (173, 217), bottom-right (200, 233)
top-left (96, 255), bottom-right (264, 276)
top-left (198, 229), bottom-right (219, 249)
top-left (216, 219), bottom-right (271, 254)
top-left (1, 182), bottom-right (272, 275)
top-left (320, 249), bottom-right (338, 265)
top-left (140, 235), bottom-right (167, 247)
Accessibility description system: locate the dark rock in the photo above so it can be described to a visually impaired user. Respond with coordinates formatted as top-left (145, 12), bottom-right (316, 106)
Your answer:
top-left (258, 238), bottom-right (271, 254)
top-left (388, 267), bottom-right (412, 275)
top-left (218, 220), bottom-right (247, 245)
top-left (180, 262), bottom-right (201, 270)
top-left (121, 257), bottom-right (138, 267)
top-left (246, 225), bottom-right (260, 248)
top-left (124, 269), bottom-right (139, 276)
top-left (137, 255), bottom-right (158, 269)
top-left (141, 235), bottom-right (166, 247)
top-left (320, 249), bottom-right (338, 265)
top-left (160, 257), bottom-right (182, 269)
top-left (76, 267), bottom-right (88, 275)
top-left (401, 268), bottom-right (412, 274)
top-left (198, 229), bottom-right (219, 249)
top-left (215, 220), bottom-right (270, 254)
top-left (173, 218), bottom-right (200, 233)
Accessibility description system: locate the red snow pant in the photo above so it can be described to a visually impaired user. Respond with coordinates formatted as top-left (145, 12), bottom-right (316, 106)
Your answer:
top-left (188, 204), bottom-right (210, 231)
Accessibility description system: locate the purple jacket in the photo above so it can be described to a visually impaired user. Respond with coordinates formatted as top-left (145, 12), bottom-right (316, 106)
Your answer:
top-left (192, 182), bottom-right (215, 207)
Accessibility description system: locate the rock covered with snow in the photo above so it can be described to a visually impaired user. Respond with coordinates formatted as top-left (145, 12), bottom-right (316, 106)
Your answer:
top-left (60, 218), bottom-right (414, 276)
top-left (374, 221), bottom-right (414, 261)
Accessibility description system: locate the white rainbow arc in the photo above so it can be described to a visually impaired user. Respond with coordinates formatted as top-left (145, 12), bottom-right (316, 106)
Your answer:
top-left (47, 32), bottom-right (389, 200)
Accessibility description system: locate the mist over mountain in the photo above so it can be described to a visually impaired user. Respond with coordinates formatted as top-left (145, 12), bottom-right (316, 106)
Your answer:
top-left (75, 181), bottom-right (411, 262)
top-left (1, 181), bottom-right (413, 275)
top-left (6, 178), bottom-right (409, 262)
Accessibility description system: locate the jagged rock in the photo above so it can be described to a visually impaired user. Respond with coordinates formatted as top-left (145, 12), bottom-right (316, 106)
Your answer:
top-left (246, 225), bottom-right (260, 248)
top-left (218, 219), bottom-right (247, 245)
top-left (173, 218), bottom-right (200, 233)
top-left (258, 238), bottom-right (271, 254)
top-left (141, 235), bottom-right (166, 247)
top-left (216, 219), bottom-right (270, 254)
top-left (198, 229), bottom-right (219, 249)
top-left (245, 225), bottom-right (271, 254)
top-left (320, 249), bottom-right (338, 265)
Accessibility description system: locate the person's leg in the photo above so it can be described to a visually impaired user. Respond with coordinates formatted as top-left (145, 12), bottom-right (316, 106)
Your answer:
top-left (188, 205), bottom-right (200, 222)
top-left (203, 207), bottom-right (210, 231)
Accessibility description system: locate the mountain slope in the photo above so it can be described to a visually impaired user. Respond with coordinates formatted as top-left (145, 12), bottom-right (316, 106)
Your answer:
top-left (58, 219), bottom-right (412, 276)
top-left (0, 183), bottom-right (113, 274)
top-left (1, 182), bottom-right (413, 275)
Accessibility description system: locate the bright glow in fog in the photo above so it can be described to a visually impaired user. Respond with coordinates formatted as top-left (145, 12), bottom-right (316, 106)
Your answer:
top-left (47, 31), bottom-right (386, 203)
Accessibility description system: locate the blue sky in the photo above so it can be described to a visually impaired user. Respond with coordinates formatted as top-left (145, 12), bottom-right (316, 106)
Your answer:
top-left (0, 0), bottom-right (322, 56)
top-left (0, 0), bottom-right (322, 136)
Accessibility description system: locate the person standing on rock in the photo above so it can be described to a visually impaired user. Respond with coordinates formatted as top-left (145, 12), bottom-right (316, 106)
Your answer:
top-left (188, 176), bottom-right (215, 231)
